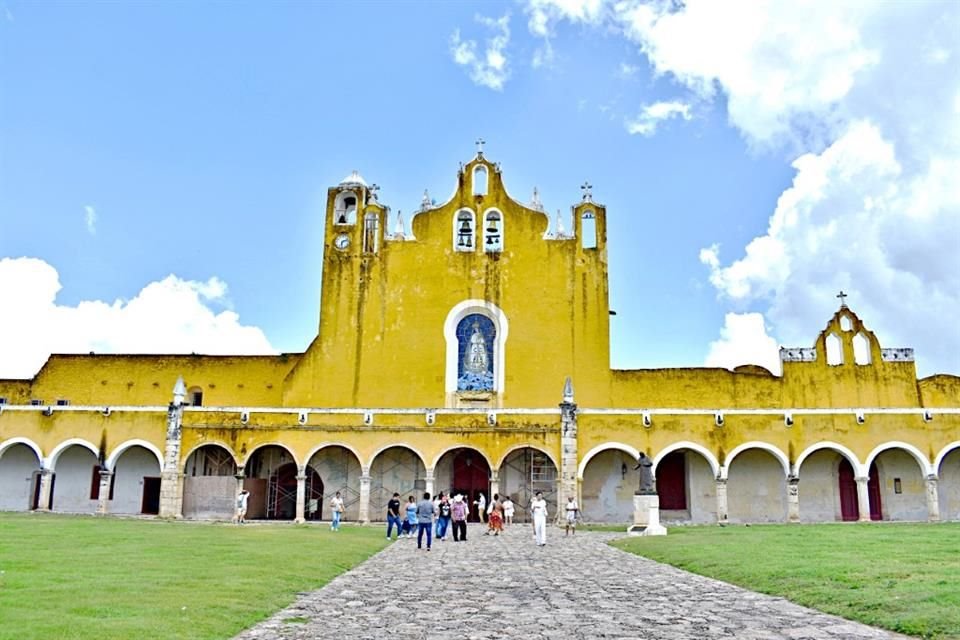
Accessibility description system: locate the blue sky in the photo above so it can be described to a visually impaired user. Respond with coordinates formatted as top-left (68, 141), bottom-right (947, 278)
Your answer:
top-left (1, 1), bottom-right (957, 380)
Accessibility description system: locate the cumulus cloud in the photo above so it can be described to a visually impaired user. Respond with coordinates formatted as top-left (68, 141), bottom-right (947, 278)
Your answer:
top-left (524, 0), bottom-right (960, 376)
top-left (450, 13), bottom-right (512, 91)
top-left (705, 313), bottom-right (780, 374)
top-left (0, 257), bottom-right (276, 379)
top-left (626, 100), bottom-right (691, 136)
top-left (84, 205), bottom-right (97, 235)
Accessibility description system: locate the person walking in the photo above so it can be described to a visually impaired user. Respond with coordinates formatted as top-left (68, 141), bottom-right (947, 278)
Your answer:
top-left (564, 495), bottom-right (580, 536)
top-left (436, 493), bottom-right (452, 541)
top-left (404, 495), bottom-right (417, 538)
top-left (433, 492), bottom-right (443, 538)
top-left (502, 495), bottom-right (514, 526)
top-left (416, 491), bottom-right (436, 550)
top-left (450, 494), bottom-right (468, 542)
top-left (386, 492), bottom-right (403, 540)
top-left (474, 492), bottom-right (487, 523)
top-left (235, 489), bottom-right (249, 525)
top-left (484, 493), bottom-right (501, 535)
top-left (330, 491), bottom-right (344, 531)
top-left (488, 499), bottom-right (504, 536)
top-left (531, 491), bottom-right (548, 546)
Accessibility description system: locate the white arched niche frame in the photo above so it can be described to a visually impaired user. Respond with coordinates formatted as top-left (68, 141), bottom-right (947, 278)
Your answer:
top-left (443, 299), bottom-right (509, 397)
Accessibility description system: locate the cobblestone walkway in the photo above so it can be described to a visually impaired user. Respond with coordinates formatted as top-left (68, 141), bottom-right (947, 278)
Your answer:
top-left (235, 524), bottom-right (909, 640)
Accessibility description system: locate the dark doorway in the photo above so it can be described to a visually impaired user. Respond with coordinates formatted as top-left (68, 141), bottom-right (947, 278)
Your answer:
top-left (141, 477), bottom-right (161, 515)
top-left (451, 449), bottom-right (490, 522)
top-left (868, 462), bottom-right (882, 520)
top-left (31, 471), bottom-right (43, 510)
top-left (838, 458), bottom-right (859, 520)
top-left (265, 463), bottom-right (323, 520)
top-left (656, 451), bottom-right (687, 510)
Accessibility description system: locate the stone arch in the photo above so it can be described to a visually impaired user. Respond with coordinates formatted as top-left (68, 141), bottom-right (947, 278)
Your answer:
top-left (433, 446), bottom-right (492, 522)
top-left (934, 442), bottom-right (960, 475)
top-left (242, 444), bottom-right (305, 520)
top-left (498, 445), bottom-right (559, 522)
top-left (864, 441), bottom-right (932, 477)
top-left (182, 443), bottom-right (239, 520)
top-left (443, 299), bottom-right (509, 395)
top-left (369, 445), bottom-right (428, 520)
top-left (46, 438), bottom-right (99, 471)
top-left (721, 442), bottom-right (790, 480)
top-left (239, 442), bottom-right (300, 470)
top-left (653, 441), bottom-right (720, 478)
top-left (0, 438), bottom-right (43, 512)
top-left (496, 443), bottom-right (557, 470)
top-left (577, 442), bottom-right (640, 481)
top-left (106, 439), bottom-right (164, 472)
top-left (430, 444), bottom-right (494, 471)
top-left (368, 443), bottom-right (426, 472)
top-left (307, 444), bottom-right (364, 522)
top-left (935, 442), bottom-right (960, 522)
top-left (0, 437), bottom-right (43, 464)
top-left (181, 441), bottom-right (241, 472)
top-left (794, 442), bottom-right (863, 477)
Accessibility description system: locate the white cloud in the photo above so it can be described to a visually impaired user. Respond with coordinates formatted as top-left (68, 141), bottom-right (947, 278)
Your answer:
top-left (0, 257), bottom-right (276, 379)
top-left (84, 205), bottom-right (97, 235)
top-left (626, 100), bottom-right (691, 136)
top-left (705, 313), bottom-right (780, 374)
top-left (524, 0), bottom-right (960, 376)
top-left (619, 62), bottom-right (639, 77)
top-left (450, 13), bottom-right (512, 91)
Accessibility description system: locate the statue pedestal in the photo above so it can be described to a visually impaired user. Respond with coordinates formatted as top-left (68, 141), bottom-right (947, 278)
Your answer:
top-left (627, 493), bottom-right (667, 536)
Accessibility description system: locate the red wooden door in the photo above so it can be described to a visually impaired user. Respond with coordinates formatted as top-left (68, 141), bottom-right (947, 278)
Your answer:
top-left (656, 451), bottom-right (687, 510)
top-left (838, 458), bottom-right (859, 521)
top-left (452, 449), bottom-right (490, 522)
top-left (868, 462), bottom-right (882, 521)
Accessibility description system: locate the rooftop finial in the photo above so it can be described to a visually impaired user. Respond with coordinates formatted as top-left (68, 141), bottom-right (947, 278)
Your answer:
top-left (556, 209), bottom-right (566, 236)
top-left (394, 209), bottom-right (405, 237)
top-left (530, 186), bottom-right (543, 211)
top-left (837, 290), bottom-right (848, 308)
top-left (420, 189), bottom-right (431, 211)
top-left (475, 137), bottom-right (486, 155)
top-left (369, 183), bottom-right (380, 202)
top-left (581, 181), bottom-right (593, 202)
top-left (563, 377), bottom-right (574, 403)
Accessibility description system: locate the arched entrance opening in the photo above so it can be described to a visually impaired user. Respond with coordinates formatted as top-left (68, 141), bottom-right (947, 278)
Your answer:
top-left (796, 449), bottom-right (858, 522)
top-left (499, 447), bottom-right (557, 523)
top-left (244, 446), bottom-right (322, 520)
top-left (49, 443), bottom-right (99, 514)
top-left (655, 449), bottom-right (717, 524)
top-left (872, 449), bottom-right (925, 521)
top-left (182, 444), bottom-right (237, 519)
top-left (938, 446), bottom-right (960, 521)
top-left (581, 449), bottom-right (635, 523)
top-left (307, 446), bottom-right (363, 522)
top-left (434, 447), bottom-right (491, 522)
top-left (111, 445), bottom-right (163, 515)
top-left (370, 446), bottom-right (426, 520)
top-left (0, 442), bottom-right (42, 512)
top-left (727, 449), bottom-right (787, 523)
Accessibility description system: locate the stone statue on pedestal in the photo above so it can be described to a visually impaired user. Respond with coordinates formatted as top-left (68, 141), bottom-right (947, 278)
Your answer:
top-left (634, 452), bottom-right (655, 495)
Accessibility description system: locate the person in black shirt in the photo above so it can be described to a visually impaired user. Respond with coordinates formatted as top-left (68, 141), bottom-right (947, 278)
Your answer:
top-left (436, 493), bottom-right (452, 541)
top-left (386, 492), bottom-right (402, 540)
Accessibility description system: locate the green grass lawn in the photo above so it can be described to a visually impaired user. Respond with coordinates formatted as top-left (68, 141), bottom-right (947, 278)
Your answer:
top-left (0, 513), bottom-right (389, 640)
top-left (613, 522), bottom-right (960, 640)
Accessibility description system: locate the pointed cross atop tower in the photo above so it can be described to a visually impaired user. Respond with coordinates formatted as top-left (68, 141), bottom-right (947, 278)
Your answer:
top-left (369, 183), bottom-right (380, 202)
top-left (581, 181), bottom-right (593, 202)
top-left (530, 186), bottom-right (543, 211)
top-left (837, 290), bottom-right (849, 308)
top-left (420, 189), bottom-right (431, 211)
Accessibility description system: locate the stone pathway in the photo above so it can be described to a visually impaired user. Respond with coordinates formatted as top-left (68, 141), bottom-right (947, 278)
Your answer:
top-left (235, 524), bottom-right (910, 640)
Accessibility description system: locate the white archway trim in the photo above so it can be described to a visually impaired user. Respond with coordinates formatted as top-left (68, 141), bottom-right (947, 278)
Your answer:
top-left (934, 441), bottom-right (960, 475)
top-left (577, 442), bottom-right (640, 480)
top-left (0, 437), bottom-right (43, 464)
top-left (722, 442), bottom-right (790, 480)
top-left (496, 444), bottom-right (558, 471)
top-left (106, 439), bottom-right (164, 472)
top-left (443, 299), bottom-right (509, 395)
top-left (239, 442), bottom-right (300, 470)
top-left (652, 442), bottom-right (720, 479)
top-left (794, 442), bottom-right (863, 477)
top-left (45, 438), bottom-right (99, 470)
top-left (305, 442), bottom-right (365, 470)
top-left (180, 441), bottom-right (241, 472)
top-left (865, 441), bottom-right (932, 477)
top-left (367, 443), bottom-right (429, 472)
top-left (430, 444), bottom-right (494, 471)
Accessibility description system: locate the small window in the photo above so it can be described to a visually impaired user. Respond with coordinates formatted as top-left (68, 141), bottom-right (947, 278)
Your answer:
top-left (455, 210), bottom-right (475, 252)
top-left (581, 211), bottom-right (597, 249)
top-left (0, 397), bottom-right (7, 405)
top-left (363, 212), bottom-right (379, 254)
top-left (484, 211), bottom-right (502, 252)
top-left (188, 387), bottom-right (203, 407)
top-left (826, 333), bottom-right (843, 365)
top-left (853, 332), bottom-right (871, 365)
top-left (839, 314), bottom-right (853, 331)
top-left (30, 399), bottom-right (43, 406)
top-left (473, 166), bottom-right (488, 196)
top-left (334, 193), bottom-right (358, 225)
top-left (56, 399), bottom-right (70, 406)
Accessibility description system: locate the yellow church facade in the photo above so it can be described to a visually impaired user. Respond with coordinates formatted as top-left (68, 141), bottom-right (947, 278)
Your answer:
top-left (1, 151), bottom-right (959, 525)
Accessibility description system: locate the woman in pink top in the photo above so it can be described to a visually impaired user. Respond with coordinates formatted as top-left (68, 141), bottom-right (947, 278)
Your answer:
top-left (450, 494), bottom-right (469, 542)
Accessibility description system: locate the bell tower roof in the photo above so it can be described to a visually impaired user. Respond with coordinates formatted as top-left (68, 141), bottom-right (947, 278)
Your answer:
top-left (339, 170), bottom-right (368, 188)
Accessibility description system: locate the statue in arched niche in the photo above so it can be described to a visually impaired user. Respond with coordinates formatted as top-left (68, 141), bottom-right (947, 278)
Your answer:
top-left (457, 314), bottom-right (495, 391)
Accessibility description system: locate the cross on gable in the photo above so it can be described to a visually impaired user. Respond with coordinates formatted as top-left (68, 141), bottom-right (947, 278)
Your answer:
top-left (369, 183), bottom-right (380, 201)
top-left (581, 181), bottom-right (593, 200)
top-left (837, 290), bottom-right (848, 307)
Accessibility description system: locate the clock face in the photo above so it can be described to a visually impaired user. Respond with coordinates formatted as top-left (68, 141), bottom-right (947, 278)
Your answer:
top-left (334, 234), bottom-right (351, 251)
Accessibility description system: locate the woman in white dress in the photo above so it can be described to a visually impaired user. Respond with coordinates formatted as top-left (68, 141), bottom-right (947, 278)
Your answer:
top-left (531, 491), bottom-right (548, 546)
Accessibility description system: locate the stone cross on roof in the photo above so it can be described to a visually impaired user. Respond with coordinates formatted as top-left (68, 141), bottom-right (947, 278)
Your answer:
top-left (581, 181), bottom-right (593, 201)
top-left (369, 183), bottom-right (380, 202)
top-left (837, 290), bottom-right (848, 308)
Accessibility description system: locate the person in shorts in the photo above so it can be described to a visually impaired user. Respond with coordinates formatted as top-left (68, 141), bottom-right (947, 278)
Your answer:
top-left (565, 495), bottom-right (579, 536)
top-left (235, 489), bottom-right (250, 524)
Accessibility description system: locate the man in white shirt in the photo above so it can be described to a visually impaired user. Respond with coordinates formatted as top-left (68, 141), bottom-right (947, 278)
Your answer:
top-left (565, 495), bottom-right (579, 536)
top-left (531, 491), bottom-right (548, 546)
